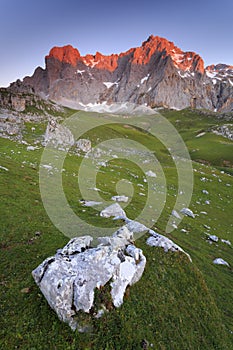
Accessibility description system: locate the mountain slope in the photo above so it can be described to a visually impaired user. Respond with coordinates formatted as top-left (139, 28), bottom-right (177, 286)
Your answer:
top-left (0, 108), bottom-right (233, 349)
top-left (8, 35), bottom-right (233, 112)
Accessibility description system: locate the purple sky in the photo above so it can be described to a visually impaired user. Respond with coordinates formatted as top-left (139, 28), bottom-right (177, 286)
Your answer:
top-left (1, 0), bottom-right (232, 87)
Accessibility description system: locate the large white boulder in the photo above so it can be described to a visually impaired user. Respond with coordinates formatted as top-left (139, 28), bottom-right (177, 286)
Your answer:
top-left (32, 227), bottom-right (146, 331)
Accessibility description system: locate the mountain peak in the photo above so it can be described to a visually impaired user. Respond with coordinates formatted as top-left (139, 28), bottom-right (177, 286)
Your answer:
top-left (143, 35), bottom-right (176, 48)
top-left (138, 35), bottom-right (204, 73)
top-left (46, 45), bottom-right (81, 66)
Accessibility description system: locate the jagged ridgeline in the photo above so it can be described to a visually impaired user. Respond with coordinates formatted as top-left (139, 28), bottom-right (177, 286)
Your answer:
top-left (0, 102), bottom-right (233, 349)
top-left (6, 35), bottom-right (233, 113)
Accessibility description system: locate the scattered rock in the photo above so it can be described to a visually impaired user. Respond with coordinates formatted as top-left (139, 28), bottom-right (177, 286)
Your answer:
top-left (111, 195), bottom-right (128, 203)
top-left (35, 231), bottom-right (41, 236)
top-left (180, 208), bottom-right (195, 219)
top-left (20, 287), bottom-right (31, 294)
top-left (208, 235), bottom-right (218, 243)
top-left (27, 145), bottom-right (38, 151)
top-left (172, 210), bottom-right (181, 219)
top-left (145, 170), bottom-right (157, 178)
top-left (200, 177), bottom-right (208, 182)
top-left (97, 161), bottom-right (107, 167)
top-left (0, 165), bottom-right (9, 171)
top-left (196, 132), bottom-right (206, 138)
top-left (76, 139), bottom-right (91, 153)
top-left (100, 203), bottom-right (126, 219)
top-left (221, 239), bottom-right (231, 246)
top-left (202, 190), bottom-right (209, 194)
top-left (213, 258), bottom-right (229, 267)
top-left (80, 200), bottom-right (103, 207)
top-left (41, 164), bottom-right (53, 171)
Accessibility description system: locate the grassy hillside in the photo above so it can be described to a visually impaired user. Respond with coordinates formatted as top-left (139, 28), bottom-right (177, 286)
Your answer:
top-left (0, 108), bottom-right (232, 349)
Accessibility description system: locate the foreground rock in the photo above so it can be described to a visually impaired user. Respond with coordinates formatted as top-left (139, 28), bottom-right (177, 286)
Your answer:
top-left (101, 201), bottom-right (192, 259)
top-left (147, 231), bottom-right (192, 262)
top-left (32, 227), bottom-right (146, 331)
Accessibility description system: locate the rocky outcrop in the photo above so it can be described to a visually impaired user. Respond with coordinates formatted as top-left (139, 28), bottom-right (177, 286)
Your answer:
top-left (7, 36), bottom-right (233, 112)
top-left (205, 64), bottom-right (233, 112)
top-left (212, 124), bottom-right (233, 140)
top-left (0, 88), bottom-right (65, 114)
top-left (32, 227), bottom-right (146, 331)
top-left (43, 117), bottom-right (74, 149)
top-left (0, 88), bottom-right (26, 112)
top-left (32, 196), bottom-right (192, 331)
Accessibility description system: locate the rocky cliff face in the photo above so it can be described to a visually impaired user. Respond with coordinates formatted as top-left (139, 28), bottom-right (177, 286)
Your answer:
top-left (8, 35), bottom-right (233, 112)
top-left (205, 64), bottom-right (233, 112)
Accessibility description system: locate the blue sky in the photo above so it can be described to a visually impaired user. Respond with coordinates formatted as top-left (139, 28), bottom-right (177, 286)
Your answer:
top-left (1, 0), bottom-right (232, 87)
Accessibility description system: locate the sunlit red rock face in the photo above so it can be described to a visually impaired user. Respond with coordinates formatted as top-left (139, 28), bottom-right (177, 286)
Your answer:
top-left (45, 35), bottom-right (204, 74)
top-left (46, 45), bottom-right (81, 66)
top-left (47, 46), bottom-right (119, 71)
top-left (9, 36), bottom-right (233, 112)
top-left (131, 35), bottom-right (204, 74)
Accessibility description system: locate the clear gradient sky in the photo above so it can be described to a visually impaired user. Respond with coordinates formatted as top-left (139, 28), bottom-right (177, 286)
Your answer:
top-left (1, 0), bottom-right (232, 87)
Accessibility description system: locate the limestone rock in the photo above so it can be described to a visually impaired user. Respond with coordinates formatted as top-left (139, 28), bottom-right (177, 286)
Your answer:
top-left (213, 258), bottom-right (229, 267)
top-left (32, 227), bottom-right (146, 331)
top-left (46, 45), bottom-right (81, 66)
top-left (171, 210), bottom-right (181, 219)
top-left (145, 170), bottom-right (157, 178)
top-left (208, 235), bottom-right (218, 243)
top-left (180, 207), bottom-right (195, 219)
top-left (147, 231), bottom-right (192, 261)
top-left (11, 96), bottom-right (26, 112)
top-left (80, 200), bottom-right (102, 207)
top-left (100, 203), bottom-right (126, 219)
top-left (76, 138), bottom-right (91, 153)
top-left (111, 195), bottom-right (128, 203)
top-left (44, 117), bottom-right (74, 149)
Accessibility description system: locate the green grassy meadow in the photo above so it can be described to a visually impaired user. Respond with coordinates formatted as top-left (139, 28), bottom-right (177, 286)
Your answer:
top-left (0, 108), bottom-right (233, 349)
